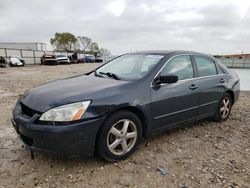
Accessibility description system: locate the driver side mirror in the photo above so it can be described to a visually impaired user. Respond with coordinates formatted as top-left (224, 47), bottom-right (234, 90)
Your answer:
top-left (153, 74), bottom-right (178, 85)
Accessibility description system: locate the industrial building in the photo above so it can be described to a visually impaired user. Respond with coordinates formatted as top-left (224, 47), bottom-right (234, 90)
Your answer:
top-left (215, 53), bottom-right (250, 59)
top-left (0, 42), bottom-right (47, 51)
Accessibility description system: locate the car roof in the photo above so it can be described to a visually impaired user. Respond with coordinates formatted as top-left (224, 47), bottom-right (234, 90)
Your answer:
top-left (131, 50), bottom-right (208, 56)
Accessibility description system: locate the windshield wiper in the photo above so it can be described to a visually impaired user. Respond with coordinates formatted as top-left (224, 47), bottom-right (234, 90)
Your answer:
top-left (99, 71), bottom-right (120, 80)
top-left (94, 70), bottom-right (104, 78)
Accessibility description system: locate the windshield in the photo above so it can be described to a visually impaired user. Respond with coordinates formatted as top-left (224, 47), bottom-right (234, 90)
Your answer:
top-left (56, 55), bottom-right (66, 58)
top-left (95, 54), bottom-right (164, 81)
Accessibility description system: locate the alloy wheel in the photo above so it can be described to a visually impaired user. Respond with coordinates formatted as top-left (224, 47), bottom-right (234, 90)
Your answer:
top-left (107, 119), bottom-right (137, 156)
top-left (220, 97), bottom-right (231, 119)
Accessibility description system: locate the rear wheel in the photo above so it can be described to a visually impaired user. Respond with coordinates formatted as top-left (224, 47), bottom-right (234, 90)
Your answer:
top-left (97, 111), bottom-right (142, 162)
top-left (213, 93), bottom-right (232, 122)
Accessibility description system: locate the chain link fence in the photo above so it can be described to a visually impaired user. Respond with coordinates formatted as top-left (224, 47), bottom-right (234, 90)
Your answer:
top-left (0, 48), bottom-right (74, 65)
top-left (0, 48), bottom-right (115, 64)
top-left (219, 58), bottom-right (250, 68)
top-left (1, 48), bottom-right (250, 68)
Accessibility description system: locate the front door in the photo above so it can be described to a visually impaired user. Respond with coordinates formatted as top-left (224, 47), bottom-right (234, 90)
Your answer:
top-left (150, 55), bottom-right (200, 132)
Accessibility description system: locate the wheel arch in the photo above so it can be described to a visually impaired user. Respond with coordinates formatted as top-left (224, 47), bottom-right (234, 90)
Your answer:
top-left (98, 106), bottom-right (149, 140)
top-left (119, 106), bottom-right (149, 138)
top-left (225, 90), bottom-right (234, 104)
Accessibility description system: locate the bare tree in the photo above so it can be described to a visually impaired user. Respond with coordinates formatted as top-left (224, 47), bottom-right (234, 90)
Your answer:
top-left (76, 36), bottom-right (92, 53)
top-left (99, 48), bottom-right (111, 56)
top-left (91, 42), bottom-right (99, 53)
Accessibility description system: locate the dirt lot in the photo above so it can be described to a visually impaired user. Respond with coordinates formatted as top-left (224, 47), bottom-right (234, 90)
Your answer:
top-left (0, 64), bottom-right (249, 188)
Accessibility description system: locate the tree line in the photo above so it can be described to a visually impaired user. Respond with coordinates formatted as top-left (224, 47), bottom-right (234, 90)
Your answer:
top-left (50, 32), bottom-right (111, 56)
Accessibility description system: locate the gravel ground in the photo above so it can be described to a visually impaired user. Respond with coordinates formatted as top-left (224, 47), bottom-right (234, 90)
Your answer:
top-left (0, 64), bottom-right (249, 188)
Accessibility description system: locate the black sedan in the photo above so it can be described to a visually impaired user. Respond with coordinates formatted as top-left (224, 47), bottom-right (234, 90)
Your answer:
top-left (12, 51), bottom-right (240, 161)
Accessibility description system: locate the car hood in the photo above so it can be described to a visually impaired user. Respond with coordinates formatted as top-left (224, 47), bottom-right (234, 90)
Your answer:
top-left (21, 75), bottom-right (128, 112)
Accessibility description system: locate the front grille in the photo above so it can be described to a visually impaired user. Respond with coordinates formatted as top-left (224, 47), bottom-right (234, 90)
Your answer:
top-left (21, 102), bottom-right (39, 117)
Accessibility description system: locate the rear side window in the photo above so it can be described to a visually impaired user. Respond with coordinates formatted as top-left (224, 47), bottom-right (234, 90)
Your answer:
top-left (194, 56), bottom-right (217, 77)
top-left (161, 55), bottom-right (194, 80)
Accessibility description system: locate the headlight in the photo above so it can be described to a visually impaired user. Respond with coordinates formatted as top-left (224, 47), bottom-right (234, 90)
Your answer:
top-left (39, 101), bottom-right (91, 122)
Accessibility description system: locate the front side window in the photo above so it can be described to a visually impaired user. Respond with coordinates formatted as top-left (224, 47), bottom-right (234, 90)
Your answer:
top-left (95, 54), bottom-right (164, 81)
top-left (216, 64), bottom-right (225, 74)
top-left (160, 55), bottom-right (194, 80)
top-left (194, 56), bottom-right (217, 77)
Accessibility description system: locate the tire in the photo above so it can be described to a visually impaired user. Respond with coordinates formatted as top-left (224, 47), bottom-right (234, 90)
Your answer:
top-left (97, 111), bottom-right (142, 162)
top-left (213, 93), bottom-right (232, 122)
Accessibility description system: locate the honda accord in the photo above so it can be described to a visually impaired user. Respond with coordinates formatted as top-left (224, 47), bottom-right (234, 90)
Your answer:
top-left (12, 51), bottom-right (240, 161)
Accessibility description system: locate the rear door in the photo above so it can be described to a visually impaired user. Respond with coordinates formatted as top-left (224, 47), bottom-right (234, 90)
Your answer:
top-left (151, 55), bottom-right (200, 132)
top-left (192, 55), bottom-right (226, 118)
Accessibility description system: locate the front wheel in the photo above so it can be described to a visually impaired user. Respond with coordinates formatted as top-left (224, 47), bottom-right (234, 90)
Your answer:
top-left (97, 111), bottom-right (142, 162)
top-left (213, 93), bottom-right (232, 122)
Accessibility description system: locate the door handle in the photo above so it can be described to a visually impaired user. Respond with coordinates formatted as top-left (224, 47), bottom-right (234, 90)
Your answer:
top-left (189, 84), bottom-right (198, 90)
top-left (219, 78), bottom-right (226, 83)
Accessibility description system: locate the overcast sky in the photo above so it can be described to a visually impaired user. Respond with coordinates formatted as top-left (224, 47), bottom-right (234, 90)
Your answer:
top-left (0, 0), bottom-right (249, 55)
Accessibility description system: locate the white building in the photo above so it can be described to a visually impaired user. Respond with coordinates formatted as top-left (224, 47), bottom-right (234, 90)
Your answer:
top-left (0, 42), bottom-right (47, 51)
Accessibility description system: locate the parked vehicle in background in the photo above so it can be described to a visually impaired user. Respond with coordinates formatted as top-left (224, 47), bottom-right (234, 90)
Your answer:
top-left (95, 56), bottom-right (103, 63)
top-left (7, 56), bottom-right (25, 66)
top-left (9, 56), bottom-right (26, 66)
top-left (12, 50), bottom-right (240, 162)
top-left (55, 54), bottom-right (70, 64)
top-left (83, 54), bottom-right (95, 63)
top-left (40, 54), bottom-right (58, 65)
top-left (68, 52), bottom-right (79, 64)
top-left (0, 56), bottom-right (8, 68)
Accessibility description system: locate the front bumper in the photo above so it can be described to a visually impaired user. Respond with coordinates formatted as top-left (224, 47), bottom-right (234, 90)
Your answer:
top-left (57, 59), bottom-right (70, 64)
top-left (12, 102), bottom-right (105, 156)
top-left (44, 59), bottom-right (58, 65)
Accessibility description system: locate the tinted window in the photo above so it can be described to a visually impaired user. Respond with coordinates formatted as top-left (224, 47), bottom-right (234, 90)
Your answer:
top-left (194, 56), bottom-right (217, 77)
top-left (161, 55), bottom-right (194, 80)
